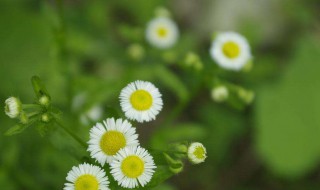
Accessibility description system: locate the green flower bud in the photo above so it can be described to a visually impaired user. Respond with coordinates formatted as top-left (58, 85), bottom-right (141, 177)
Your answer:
top-left (211, 86), bottom-right (229, 103)
top-left (39, 95), bottom-right (50, 107)
top-left (127, 43), bottom-right (145, 61)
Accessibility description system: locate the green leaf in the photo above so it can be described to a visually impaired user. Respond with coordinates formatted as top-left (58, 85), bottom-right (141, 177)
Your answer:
top-left (255, 35), bottom-right (320, 178)
top-left (5, 125), bottom-right (28, 136)
top-left (31, 76), bottom-right (51, 99)
top-left (142, 166), bottom-right (175, 189)
top-left (154, 65), bottom-right (189, 102)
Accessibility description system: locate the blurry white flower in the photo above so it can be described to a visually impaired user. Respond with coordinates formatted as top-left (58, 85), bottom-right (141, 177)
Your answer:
top-left (187, 142), bottom-right (207, 164)
top-left (80, 105), bottom-right (103, 125)
top-left (211, 86), bottom-right (229, 102)
top-left (146, 17), bottom-right (179, 49)
top-left (120, 80), bottom-right (163, 123)
top-left (110, 146), bottom-right (156, 189)
top-left (64, 163), bottom-right (109, 190)
top-left (4, 97), bottom-right (22, 118)
top-left (87, 118), bottom-right (139, 166)
top-left (210, 32), bottom-right (252, 71)
top-left (72, 93), bottom-right (87, 111)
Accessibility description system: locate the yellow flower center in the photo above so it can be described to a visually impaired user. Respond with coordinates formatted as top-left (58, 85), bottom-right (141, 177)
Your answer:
top-left (121, 155), bottom-right (145, 178)
top-left (100, 131), bottom-right (126, 155)
top-left (194, 146), bottom-right (206, 159)
top-left (157, 27), bottom-right (168, 38)
top-left (222, 41), bottom-right (240, 59)
top-left (130, 90), bottom-right (153, 111)
top-left (75, 174), bottom-right (99, 190)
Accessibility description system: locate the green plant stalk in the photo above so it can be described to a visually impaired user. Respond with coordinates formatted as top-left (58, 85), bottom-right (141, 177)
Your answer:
top-left (55, 119), bottom-right (87, 149)
top-left (54, 0), bottom-right (74, 110)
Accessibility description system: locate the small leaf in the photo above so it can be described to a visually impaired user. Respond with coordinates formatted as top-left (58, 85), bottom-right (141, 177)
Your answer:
top-left (142, 166), bottom-right (175, 189)
top-left (5, 125), bottom-right (28, 136)
top-left (36, 123), bottom-right (48, 137)
top-left (31, 76), bottom-right (51, 99)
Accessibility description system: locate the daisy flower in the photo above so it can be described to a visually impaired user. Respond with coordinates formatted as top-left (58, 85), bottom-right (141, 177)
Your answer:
top-left (4, 97), bottom-right (22, 118)
top-left (187, 142), bottom-right (207, 164)
top-left (210, 31), bottom-right (252, 71)
top-left (146, 17), bottom-right (179, 49)
top-left (87, 118), bottom-right (139, 166)
top-left (119, 80), bottom-right (163, 123)
top-left (110, 146), bottom-right (156, 189)
top-left (64, 163), bottom-right (109, 190)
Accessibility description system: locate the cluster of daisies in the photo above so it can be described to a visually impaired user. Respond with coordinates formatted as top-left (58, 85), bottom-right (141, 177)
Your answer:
top-left (145, 12), bottom-right (252, 71)
top-left (64, 81), bottom-right (162, 190)
top-left (62, 81), bottom-right (207, 190)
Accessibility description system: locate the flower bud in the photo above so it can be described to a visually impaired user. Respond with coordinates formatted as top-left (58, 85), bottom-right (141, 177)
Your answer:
top-left (211, 86), bottom-right (229, 102)
top-left (187, 142), bottom-right (207, 164)
top-left (4, 97), bottom-right (22, 118)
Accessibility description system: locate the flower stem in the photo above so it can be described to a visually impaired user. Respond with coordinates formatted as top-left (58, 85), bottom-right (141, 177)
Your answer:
top-left (55, 119), bottom-right (87, 149)
top-left (22, 104), bottom-right (41, 109)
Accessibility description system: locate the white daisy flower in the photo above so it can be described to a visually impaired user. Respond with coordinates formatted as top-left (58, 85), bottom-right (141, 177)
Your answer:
top-left (64, 163), bottom-right (109, 190)
top-left (210, 31), bottom-right (252, 71)
top-left (119, 80), bottom-right (163, 123)
top-left (110, 146), bottom-right (156, 189)
top-left (211, 86), bottom-right (229, 102)
top-left (146, 17), bottom-right (179, 49)
top-left (187, 142), bottom-right (207, 164)
top-left (87, 118), bottom-right (139, 166)
top-left (4, 97), bottom-right (22, 118)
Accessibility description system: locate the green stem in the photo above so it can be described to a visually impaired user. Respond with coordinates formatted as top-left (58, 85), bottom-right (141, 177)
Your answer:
top-left (55, 119), bottom-right (87, 149)
top-left (22, 104), bottom-right (41, 109)
top-left (150, 149), bottom-right (187, 154)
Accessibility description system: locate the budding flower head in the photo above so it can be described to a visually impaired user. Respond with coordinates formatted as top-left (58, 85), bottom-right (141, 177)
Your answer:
top-left (188, 142), bottom-right (207, 164)
top-left (211, 86), bottom-right (229, 103)
top-left (155, 6), bottom-right (171, 17)
top-left (39, 95), bottom-right (50, 107)
top-left (127, 43), bottom-right (145, 61)
top-left (238, 88), bottom-right (255, 104)
top-left (185, 52), bottom-right (203, 70)
top-left (4, 97), bottom-right (22, 118)
top-left (41, 113), bottom-right (50, 123)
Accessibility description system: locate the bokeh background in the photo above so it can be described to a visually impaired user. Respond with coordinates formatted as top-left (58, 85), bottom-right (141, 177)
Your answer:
top-left (1, 0), bottom-right (320, 189)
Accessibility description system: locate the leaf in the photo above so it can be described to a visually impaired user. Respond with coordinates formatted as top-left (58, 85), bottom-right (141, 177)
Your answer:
top-left (154, 65), bottom-right (189, 102)
top-left (255, 35), bottom-right (320, 178)
top-left (31, 76), bottom-right (51, 99)
top-left (141, 166), bottom-right (175, 189)
top-left (5, 125), bottom-right (28, 136)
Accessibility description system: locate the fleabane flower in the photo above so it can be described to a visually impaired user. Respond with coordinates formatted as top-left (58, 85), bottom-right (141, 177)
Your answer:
top-left (87, 118), bottom-right (139, 166)
top-left (4, 97), bottom-right (22, 118)
top-left (146, 17), bottom-right (179, 49)
top-left (187, 142), bottom-right (207, 164)
top-left (64, 163), bottom-right (109, 190)
top-left (110, 146), bottom-right (156, 189)
top-left (210, 31), bottom-right (252, 71)
top-left (120, 80), bottom-right (163, 123)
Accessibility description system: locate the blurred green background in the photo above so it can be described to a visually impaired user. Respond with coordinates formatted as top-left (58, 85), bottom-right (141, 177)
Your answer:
top-left (1, 0), bottom-right (320, 189)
